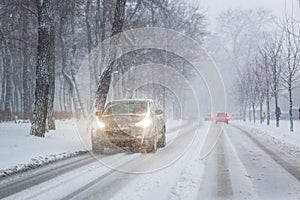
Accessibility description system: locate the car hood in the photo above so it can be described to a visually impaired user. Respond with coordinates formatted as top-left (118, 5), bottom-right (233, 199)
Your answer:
top-left (99, 115), bottom-right (146, 128)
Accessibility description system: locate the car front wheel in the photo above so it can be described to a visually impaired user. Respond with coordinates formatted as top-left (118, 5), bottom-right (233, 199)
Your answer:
top-left (91, 131), bottom-right (105, 154)
top-left (142, 136), bottom-right (157, 153)
top-left (92, 140), bottom-right (105, 154)
top-left (157, 126), bottom-right (166, 148)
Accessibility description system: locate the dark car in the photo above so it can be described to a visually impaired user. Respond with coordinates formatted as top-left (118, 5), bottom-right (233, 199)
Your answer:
top-left (91, 99), bottom-right (166, 153)
top-left (213, 113), bottom-right (230, 124)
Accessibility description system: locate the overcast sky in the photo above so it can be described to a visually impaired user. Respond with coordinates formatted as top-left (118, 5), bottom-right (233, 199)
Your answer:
top-left (186, 0), bottom-right (300, 28)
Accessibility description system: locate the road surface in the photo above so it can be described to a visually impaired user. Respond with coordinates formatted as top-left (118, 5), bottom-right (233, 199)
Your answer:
top-left (1, 121), bottom-right (300, 200)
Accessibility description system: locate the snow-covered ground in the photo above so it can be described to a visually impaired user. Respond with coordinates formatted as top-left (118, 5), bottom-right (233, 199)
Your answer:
top-left (232, 120), bottom-right (300, 148)
top-left (0, 119), bottom-right (189, 177)
top-left (0, 120), bottom-right (91, 177)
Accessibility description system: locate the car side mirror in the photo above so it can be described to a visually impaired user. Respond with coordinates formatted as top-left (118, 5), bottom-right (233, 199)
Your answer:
top-left (155, 109), bottom-right (163, 115)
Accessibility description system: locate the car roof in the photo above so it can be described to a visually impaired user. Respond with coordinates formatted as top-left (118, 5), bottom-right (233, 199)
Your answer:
top-left (107, 99), bottom-right (153, 104)
top-left (217, 112), bottom-right (227, 115)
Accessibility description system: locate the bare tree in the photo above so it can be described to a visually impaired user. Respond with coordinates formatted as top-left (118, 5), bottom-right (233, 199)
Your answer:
top-left (2, 40), bottom-right (12, 121)
top-left (209, 8), bottom-right (273, 113)
top-left (0, 0), bottom-right (208, 124)
top-left (258, 46), bottom-right (272, 125)
top-left (47, 19), bottom-right (56, 130)
top-left (253, 58), bottom-right (267, 124)
top-left (30, 0), bottom-right (55, 137)
top-left (95, 0), bottom-right (127, 114)
top-left (281, 19), bottom-right (300, 132)
top-left (234, 70), bottom-right (249, 121)
top-left (263, 34), bottom-right (283, 127)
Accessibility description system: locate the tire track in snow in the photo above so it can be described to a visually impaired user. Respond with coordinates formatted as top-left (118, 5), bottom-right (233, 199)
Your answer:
top-left (216, 133), bottom-right (233, 198)
top-left (222, 126), bottom-right (258, 199)
top-left (0, 154), bottom-right (95, 199)
top-left (196, 124), bottom-right (233, 199)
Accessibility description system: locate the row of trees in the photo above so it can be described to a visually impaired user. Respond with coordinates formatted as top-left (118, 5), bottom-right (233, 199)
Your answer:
top-left (0, 0), bottom-right (207, 136)
top-left (206, 7), bottom-right (300, 132)
top-left (236, 16), bottom-right (300, 132)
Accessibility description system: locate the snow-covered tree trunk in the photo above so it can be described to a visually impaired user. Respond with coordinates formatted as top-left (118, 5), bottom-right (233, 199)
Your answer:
top-left (101, 0), bottom-right (107, 42)
top-left (282, 20), bottom-right (300, 132)
top-left (85, 0), bottom-right (95, 112)
top-left (248, 105), bottom-right (251, 122)
top-left (70, 3), bottom-right (86, 119)
top-left (274, 92), bottom-right (280, 127)
top-left (95, 0), bottom-right (127, 114)
top-left (252, 103), bottom-right (256, 123)
top-left (259, 102), bottom-right (263, 124)
top-left (288, 81), bottom-right (293, 132)
top-left (266, 91), bottom-right (270, 125)
top-left (3, 44), bottom-right (12, 121)
top-left (30, 0), bottom-right (55, 137)
top-left (243, 106), bottom-right (246, 122)
top-left (22, 14), bottom-right (32, 120)
top-left (0, 50), bottom-right (5, 111)
top-left (47, 26), bottom-right (56, 130)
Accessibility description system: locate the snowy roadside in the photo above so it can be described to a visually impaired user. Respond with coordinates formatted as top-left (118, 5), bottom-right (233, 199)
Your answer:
top-left (0, 119), bottom-right (185, 178)
top-left (231, 120), bottom-right (300, 158)
top-left (0, 120), bottom-right (91, 178)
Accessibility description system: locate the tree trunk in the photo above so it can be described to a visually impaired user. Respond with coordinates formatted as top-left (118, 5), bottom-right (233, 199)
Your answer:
top-left (0, 51), bottom-right (5, 111)
top-left (243, 106), bottom-right (246, 122)
top-left (22, 13), bottom-right (32, 120)
top-left (30, 0), bottom-right (55, 137)
top-left (259, 102), bottom-right (262, 124)
top-left (266, 90), bottom-right (270, 125)
top-left (252, 103), bottom-right (256, 123)
top-left (288, 82), bottom-right (294, 132)
top-left (85, 0), bottom-right (95, 112)
top-left (100, 0), bottom-right (107, 81)
top-left (274, 92), bottom-right (279, 127)
top-left (95, 0), bottom-right (101, 46)
top-left (47, 26), bottom-right (56, 130)
top-left (3, 45), bottom-right (12, 121)
top-left (58, 13), bottom-right (69, 114)
top-left (95, 0), bottom-right (127, 114)
top-left (101, 0), bottom-right (107, 42)
top-left (248, 105), bottom-right (251, 122)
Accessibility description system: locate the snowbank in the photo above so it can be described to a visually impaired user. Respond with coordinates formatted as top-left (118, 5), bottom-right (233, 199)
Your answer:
top-left (0, 120), bottom-right (90, 177)
top-left (231, 120), bottom-right (300, 162)
top-left (232, 120), bottom-right (300, 148)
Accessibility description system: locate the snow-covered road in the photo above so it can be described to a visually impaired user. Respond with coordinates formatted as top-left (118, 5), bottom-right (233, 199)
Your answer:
top-left (199, 123), bottom-right (300, 200)
top-left (0, 120), bottom-right (207, 200)
top-left (1, 122), bottom-right (300, 200)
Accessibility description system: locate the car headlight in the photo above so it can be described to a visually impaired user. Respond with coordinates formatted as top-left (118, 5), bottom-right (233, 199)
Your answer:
top-left (97, 120), bottom-right (105, 128)
top-left (135, 117), bottom-right (151, 127)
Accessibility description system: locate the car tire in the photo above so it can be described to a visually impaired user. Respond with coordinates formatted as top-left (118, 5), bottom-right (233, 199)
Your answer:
top-left (157, 126), bottom-right (166, 148)
top-left (92, 142), bottom-right (105, 154)
top-left (91, 134), bottom-right (105, 154)
top-left (142, 136), bottom-right (157, 153)
top-left (130, 142), bottom-right (140, 153)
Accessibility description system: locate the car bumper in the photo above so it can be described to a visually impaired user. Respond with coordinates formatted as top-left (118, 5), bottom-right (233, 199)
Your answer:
top-left (92, 128), bottom-right (152, 148)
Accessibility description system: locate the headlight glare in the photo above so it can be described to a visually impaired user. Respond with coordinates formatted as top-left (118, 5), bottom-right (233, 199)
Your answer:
top-left (97, 120), bottom-right (105, 128)
top-left (135, 118), bottom-right (151, 127)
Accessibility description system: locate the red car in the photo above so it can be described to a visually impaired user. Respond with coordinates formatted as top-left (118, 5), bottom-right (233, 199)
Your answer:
top-left (213, 113), bottom-right (230, 124)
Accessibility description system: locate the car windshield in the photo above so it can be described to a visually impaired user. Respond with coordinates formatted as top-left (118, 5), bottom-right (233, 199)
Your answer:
top-left (217, 113), bottom-right (227, 116)
top-left (103, 102), bottom-right (148, 115)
